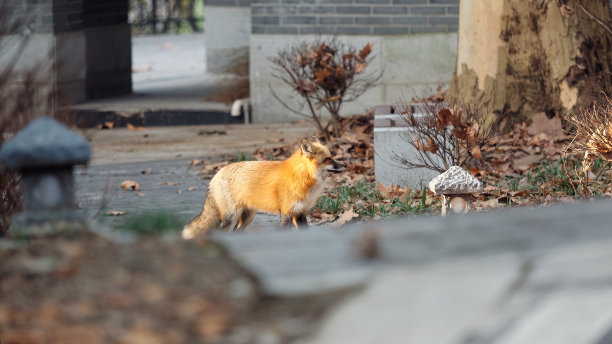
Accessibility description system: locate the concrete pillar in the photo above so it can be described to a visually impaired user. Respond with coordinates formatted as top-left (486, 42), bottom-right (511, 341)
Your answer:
top-left (205, 0), bottom-right (251, 74)
top-left (0, 0), bottom-right (131, 110)
top-left (83, 1), bottom-right (132, 98)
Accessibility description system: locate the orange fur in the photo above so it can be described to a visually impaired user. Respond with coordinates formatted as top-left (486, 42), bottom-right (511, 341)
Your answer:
top-left (182, 137), bottom-right (343, 238)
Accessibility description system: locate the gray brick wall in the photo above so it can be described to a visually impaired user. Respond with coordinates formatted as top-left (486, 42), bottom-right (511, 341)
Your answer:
top-left (251, 0), bottom-right (458, 35)
top-left (3, 1), bottom-right (54, 33)
top-left (206, 0), bottom-right (251, 7)
top-left (2, 0), bottom-right (129, 33)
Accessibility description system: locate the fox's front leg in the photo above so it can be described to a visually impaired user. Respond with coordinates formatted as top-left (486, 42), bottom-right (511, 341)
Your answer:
top-left (291, 214), bottom-right (308, 229)
top-left (280, 214), bottom-right (307, 229)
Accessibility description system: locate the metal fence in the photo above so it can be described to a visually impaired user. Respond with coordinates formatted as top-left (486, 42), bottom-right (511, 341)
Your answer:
top-left (129, 0), bottom-right (204, 35)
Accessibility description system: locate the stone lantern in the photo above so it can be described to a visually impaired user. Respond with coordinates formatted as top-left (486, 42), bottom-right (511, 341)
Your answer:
top-left (0, 117), bottom-right (90, 226)
top-left (429, 166), bottom-right (483, 216)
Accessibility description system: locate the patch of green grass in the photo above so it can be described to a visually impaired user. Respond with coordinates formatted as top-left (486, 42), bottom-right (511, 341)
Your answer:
top-left (502, 156), bottom-right (610, 198)
top-left (315, 180), bottom-right (439, 220)
top-left (236, 152), bottom-right (251, 162)
top-left (121, 211), bottom-right (182, 236)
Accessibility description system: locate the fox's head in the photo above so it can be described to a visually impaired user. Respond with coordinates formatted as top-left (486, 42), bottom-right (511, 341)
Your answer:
top-left (300, 137), bottom-right (346, 172)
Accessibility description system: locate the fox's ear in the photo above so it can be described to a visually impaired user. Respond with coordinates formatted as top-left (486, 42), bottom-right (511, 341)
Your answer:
top-left (301, 138), bottom-right (314, 155)
top-left (310, 136), bottom-right (320, 144)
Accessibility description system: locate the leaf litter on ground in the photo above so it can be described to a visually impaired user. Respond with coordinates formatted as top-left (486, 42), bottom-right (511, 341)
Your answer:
top-left (189, 110), bottom-right (612, 226)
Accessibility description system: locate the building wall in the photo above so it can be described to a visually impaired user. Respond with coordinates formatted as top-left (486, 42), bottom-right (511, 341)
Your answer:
top-left (0, 0), bottom-right (131, 109)
top-left (249, 0), bottom-right (459, 122)
top-left (251, 0), bottom-right (459, 35)
top-left (205, 0), bottom-right (251, 74)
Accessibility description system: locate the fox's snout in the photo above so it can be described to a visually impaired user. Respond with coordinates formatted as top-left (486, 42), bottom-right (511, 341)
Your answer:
top-left (326, 158), bottom-right (346, 173)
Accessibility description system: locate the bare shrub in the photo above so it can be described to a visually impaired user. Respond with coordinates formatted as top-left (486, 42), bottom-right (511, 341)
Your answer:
top-left (269, 37), bottom-right (381, 139)
top-left (392, 98), bottom-right (507, 173)
top-left (563, 96), bottom-right (612, 179)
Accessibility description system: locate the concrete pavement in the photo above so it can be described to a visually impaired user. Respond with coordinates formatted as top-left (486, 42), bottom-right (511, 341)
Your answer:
top-left (76, 121), bottom-right (316, 231)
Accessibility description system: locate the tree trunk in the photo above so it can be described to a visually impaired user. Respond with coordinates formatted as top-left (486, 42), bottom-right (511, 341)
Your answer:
top-left (448, 0), bottom-right (612, 125)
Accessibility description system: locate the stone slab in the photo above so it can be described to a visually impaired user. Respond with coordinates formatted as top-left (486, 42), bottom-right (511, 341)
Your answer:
top-left (211, 199), bottom-right (612, 342)
top-left (374, 125), bottom-right (441, 188)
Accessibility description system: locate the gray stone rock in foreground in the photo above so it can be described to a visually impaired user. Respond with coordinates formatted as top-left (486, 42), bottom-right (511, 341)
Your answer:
top-left (429, 165), bottom-right (483, 195)
top-left (0, 117), bottom-right (90, 170)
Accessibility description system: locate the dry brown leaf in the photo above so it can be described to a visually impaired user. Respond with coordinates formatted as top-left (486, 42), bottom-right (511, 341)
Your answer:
top-left (106, 211), bottom-right (126, 216)
top-left (314, 69), bottom-right (331, 84)
top-left (424, 138), bottom-right (438, 154)
top-left (354, 63), bottom-right (367, 73)
top-left (120, 180), bottom-right (141, 191)
top-left (377, 182), bottom-right (393, 198)
top-left (187, 186), bottom-right (197, 191)
top-left (509, 190), bottom-right (530, 198)
top-left (203, 161), bottom-right (229, 173)
top-left (97, 121), bottom-right (114, 130)
top-left (127, 123), bottom-right (145, 131)
top-left (330, 207), bottom-right (359, 227)
top-left (437, 108), bottom-right (454, 127)
top-left (358, 43), bottom-right (373, 60)
top-left (136, 192), bottom-right (146, 197)
top-left (377, 182), bottom-right (411, 199)
top-left (471, 146), bottom-right (483, 160)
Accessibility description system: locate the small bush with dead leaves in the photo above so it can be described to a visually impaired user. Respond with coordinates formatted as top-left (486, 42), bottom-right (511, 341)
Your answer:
top-left (394, 99), bottom-right (508, 173)
top-left (563, 97), bottom-right (612, 173)
top-left (270, 37), bottom-right (381, 139)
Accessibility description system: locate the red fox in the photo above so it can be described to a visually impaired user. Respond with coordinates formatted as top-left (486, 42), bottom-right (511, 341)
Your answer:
top-left (182, 137), bottom-right (345, 239)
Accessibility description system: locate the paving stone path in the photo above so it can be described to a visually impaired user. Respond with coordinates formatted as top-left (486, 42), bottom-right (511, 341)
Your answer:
top-left (75, 159), bottom-right (281, 232)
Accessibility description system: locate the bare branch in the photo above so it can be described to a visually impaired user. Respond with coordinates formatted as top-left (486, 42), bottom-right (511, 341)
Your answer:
top-left (575, 0), bottom-right (612, 36)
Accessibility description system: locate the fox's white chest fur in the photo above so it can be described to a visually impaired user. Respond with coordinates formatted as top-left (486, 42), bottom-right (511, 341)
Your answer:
top-left (290, 171), bottom-right (324, 215)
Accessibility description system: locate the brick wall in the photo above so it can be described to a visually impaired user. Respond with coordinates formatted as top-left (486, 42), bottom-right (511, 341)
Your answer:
top-left (2, 0), bottom-right (128, 33)
top-left (206, 0), bottom-right (251, 7)
top-left (251, 0), bottom-right (459, 35)
top-left (2, 1), bottom-right (54, 33)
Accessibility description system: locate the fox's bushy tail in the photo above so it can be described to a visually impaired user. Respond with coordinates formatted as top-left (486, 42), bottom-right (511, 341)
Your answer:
top-left (182, 196), bottom-right (221, 239)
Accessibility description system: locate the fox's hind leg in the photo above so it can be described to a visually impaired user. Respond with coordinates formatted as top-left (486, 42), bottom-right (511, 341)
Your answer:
top-left (219, 211), bottom-right (235, 231)
top-left (281, 214), bottom-right (307, 229)
top-left (233, 208), bottom-right (256, 231)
